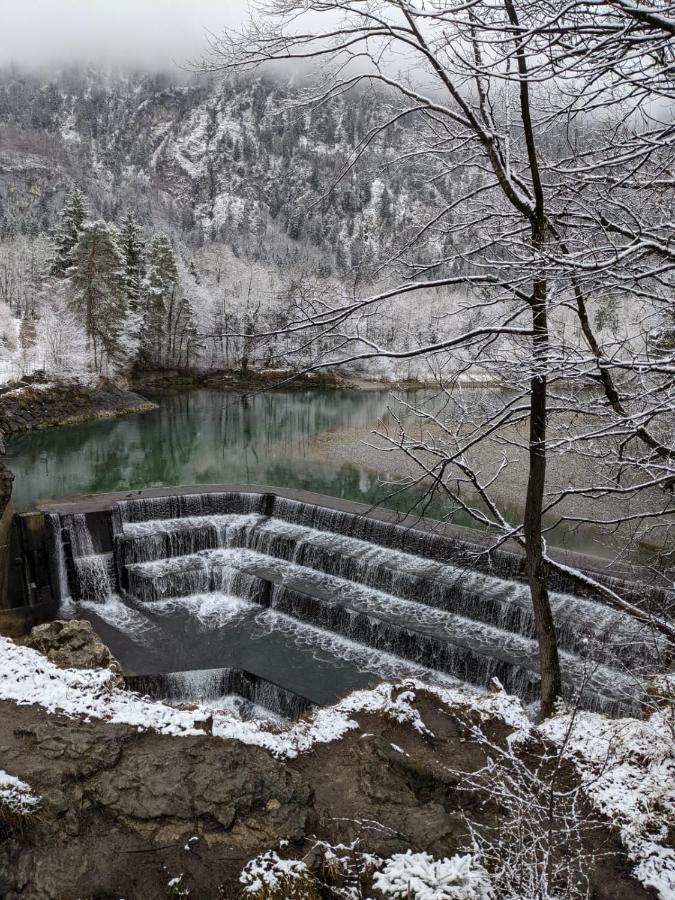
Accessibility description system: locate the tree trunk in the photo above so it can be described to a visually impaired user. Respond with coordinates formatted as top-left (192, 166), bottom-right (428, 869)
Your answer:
top-left (524, 276), bottom-right (562, 719)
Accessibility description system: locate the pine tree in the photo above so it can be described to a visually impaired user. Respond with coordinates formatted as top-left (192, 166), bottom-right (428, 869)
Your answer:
top-left (69, 220), bottom-right (127, 371)
top-left (51, 187), bottom-right (87, 277)
top-left (119, 212), bottom-right (145, 312)
top-left (378, 186), bottom-right (393, 225)
top-left (140, 234), bottom-right (179, 366)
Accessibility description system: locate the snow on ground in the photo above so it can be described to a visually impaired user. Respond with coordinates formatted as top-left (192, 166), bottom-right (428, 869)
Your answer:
top-left (541, 704), bottom-right (675, 899)
top-left (1, 635), bottom-right (673, 896)
top-left (0, 770), bottom-right (41, 816)
top-left (239, 850), bottom-right (312, 896)
top-left (0, 635), bottom-right (527, 753)
top-left (373, 850), bottom-right (494, 900)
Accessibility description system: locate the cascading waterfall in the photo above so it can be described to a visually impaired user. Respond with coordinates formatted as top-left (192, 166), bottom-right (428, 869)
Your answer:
top-left (45, 513), bottom-right (71, 603)
top-left (47, 491), bottom-right (670, 717)
top-left (73, 553), bottom-right (116, 605)
top-left (125, 667), bottom-right (314, 721)
top-left (54, 512), bottom-right (116, 603)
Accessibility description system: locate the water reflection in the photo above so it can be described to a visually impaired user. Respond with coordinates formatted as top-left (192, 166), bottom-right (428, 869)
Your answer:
top-left (8, 388), bottom-right (401, 510)
top-left (7, 386), bottom-right (610, 555)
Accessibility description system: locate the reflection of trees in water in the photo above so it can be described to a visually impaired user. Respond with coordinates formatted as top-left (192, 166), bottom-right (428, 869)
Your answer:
top-left (132, 392), bottom-right (200, 486)
top-left (8, 387), bottom-right (420, 509)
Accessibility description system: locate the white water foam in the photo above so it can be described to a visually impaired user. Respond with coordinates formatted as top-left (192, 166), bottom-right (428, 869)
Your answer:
top-left (151, 591), bottom-right (255, 627)
top-left (79, 593), bottom-right (154, 637)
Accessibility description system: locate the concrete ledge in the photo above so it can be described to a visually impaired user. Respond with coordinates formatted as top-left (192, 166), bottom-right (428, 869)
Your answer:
top-left (37, 482), bottom-right (646, 586)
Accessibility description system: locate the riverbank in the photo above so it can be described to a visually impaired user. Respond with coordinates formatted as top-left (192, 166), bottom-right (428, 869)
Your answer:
top-left (0, 378), bottom-right (156, 437)
top-left (0, 627), bottom-right (665, 900)
top-left (130, 366), bottom-right (402, 393)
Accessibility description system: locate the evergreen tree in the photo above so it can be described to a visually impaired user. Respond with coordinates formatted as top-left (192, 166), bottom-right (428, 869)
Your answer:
top-left (378, 186), bottom-right (393, 225)
top-left (140, 234), bottom-right (179, 365)
top-left (119, 212), bottom-right (145, 311)
top-left (68, 220), bottom-right (127, 371)
top-left (51, 187), bottom-right (87, 277)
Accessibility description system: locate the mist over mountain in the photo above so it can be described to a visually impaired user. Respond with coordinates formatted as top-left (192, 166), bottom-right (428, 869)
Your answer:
top-left (0, 65), bottom-right (453, 275)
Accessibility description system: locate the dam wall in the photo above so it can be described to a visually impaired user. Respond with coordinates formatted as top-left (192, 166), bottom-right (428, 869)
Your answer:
top-left (25, 485), bottom-right (672, 717)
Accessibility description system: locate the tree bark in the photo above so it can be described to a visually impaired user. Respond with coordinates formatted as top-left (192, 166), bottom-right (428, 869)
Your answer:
top-left (524, 275), bottom-right (562, 719)
top-left (504, 0), bottom-right (563, 718)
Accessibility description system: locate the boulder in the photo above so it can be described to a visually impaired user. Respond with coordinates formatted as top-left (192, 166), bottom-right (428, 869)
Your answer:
top-left (0, 459), bottom-right (12, 519)
top-left (22, 620), bottom-right (123, 686)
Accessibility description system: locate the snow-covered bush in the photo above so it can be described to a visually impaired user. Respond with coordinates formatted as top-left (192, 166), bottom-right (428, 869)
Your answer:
top-left (0, 770), bottom-right (41, 836)
top-left (166, 873), bottom-right (189, 898)
top-left (0, 301), bottom-right (17, 352)
top-left (541, 703), bottom-right (675, 900)
top-left (455, 726), bottom-right (595, 900)
top-left (239, 850), bottom-right (319, 898)
top-left (373, 851), bottom-right (494, 900)
top-left (0, 301), bottom-right (20, 383)
top-left (35, 285), bottom-right (91, 379)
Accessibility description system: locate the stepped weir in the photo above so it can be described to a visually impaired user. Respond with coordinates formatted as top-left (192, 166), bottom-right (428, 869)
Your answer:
top-left (25, 486), bottom-right (672, 719)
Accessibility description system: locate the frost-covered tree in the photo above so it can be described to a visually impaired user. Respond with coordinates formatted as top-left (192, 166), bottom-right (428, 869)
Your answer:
top-left (139, 234), bottom-right (179, 366)
top-left (207, 0), bottom-right (675, 718)
top-left (68, 220), bottom-right (127, 372)
top-left (35, 284), bottom-right (90, 379)
top-left (119, 212), bottom-right (145, 312)
top-left (51, 187), bottom-right (87, 277)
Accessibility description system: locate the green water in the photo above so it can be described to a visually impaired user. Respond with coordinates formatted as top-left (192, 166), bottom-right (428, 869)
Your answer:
top-left (6, 386), bottom-right (610, 555)
top-left (7, 387), bottom-right (415, 512)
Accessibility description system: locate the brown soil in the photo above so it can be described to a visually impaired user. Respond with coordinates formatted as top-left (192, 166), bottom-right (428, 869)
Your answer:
top-left (0, 691), bottom-right (654, 900)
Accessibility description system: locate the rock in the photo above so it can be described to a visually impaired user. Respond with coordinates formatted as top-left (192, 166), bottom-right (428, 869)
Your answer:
top-left (0, 693), bottom-right (656, 900)
top-left (0, 459), bottom-right (13, 520)
top-left (0, 378), bottom-right (156, 437)
top-left (22, 620), bottom-right (124, 686)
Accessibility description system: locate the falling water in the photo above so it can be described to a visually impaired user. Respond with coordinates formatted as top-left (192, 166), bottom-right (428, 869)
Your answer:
top-left (125, 667), bottom-right (314, 721)
top-left (47, 491), bottom-right (670, 717)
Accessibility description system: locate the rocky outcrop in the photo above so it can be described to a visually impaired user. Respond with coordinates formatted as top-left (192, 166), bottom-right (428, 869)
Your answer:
top-left (20, 620), bottom-right (123, 686)
top-left (0, 378), bottom-right (156, 437)
top-left (0, 689), bottom-right (655, 900)
top-left (0, 460), bottom-right (12, 521)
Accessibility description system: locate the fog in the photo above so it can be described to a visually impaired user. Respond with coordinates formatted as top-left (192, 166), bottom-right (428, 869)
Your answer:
top-left (0, 0), bottom-right (249, 70)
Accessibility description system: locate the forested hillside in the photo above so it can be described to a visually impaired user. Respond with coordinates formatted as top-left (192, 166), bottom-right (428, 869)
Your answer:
top-left (0, 66), bottom-right (466, 379)
top-left (0, 64), bottom-right (668, 384)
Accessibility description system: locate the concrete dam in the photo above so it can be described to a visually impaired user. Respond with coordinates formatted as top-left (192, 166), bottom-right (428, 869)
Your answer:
top-left (6, 486), bottom-right (671, 722)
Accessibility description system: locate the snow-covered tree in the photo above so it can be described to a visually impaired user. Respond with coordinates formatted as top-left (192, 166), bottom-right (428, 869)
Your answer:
top-left (139, 234), bottom-right (179, 366)
top-left (119, 211), bottom-right (145, 312)
top-left (35, 284), bottom-right (90, 379)
top-left (68, 220), bottom-right (127, 372)
top-left (51, 187), bottom-right (87, 278)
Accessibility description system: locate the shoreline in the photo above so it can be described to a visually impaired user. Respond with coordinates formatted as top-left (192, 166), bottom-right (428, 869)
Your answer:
top-left (0, 377), bottom-right (156, 438)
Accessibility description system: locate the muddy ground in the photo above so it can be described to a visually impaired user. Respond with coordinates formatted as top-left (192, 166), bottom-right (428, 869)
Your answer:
top-left (0, 688), bottom-right (654, 899)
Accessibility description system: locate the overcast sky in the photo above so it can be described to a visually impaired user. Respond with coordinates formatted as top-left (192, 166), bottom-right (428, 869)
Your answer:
top-left (0, 0), bottom-right (249, 70)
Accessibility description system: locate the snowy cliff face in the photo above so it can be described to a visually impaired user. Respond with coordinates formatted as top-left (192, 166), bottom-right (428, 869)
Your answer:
top-left (0, 67), bottom-right (451, 277)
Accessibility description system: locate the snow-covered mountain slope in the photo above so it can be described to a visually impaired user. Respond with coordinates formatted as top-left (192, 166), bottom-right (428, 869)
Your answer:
top-left (0, 67), bottom-right (453, 276)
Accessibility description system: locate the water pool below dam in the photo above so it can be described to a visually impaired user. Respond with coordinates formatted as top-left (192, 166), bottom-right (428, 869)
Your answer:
top-left (24, 487), bottom-right (672, 721)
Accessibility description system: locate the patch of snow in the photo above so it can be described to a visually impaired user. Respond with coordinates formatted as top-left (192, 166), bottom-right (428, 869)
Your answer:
top-left (373, 851), bottom-right (494, 900)
top-left (0, 770), bottom-right (41, 816)
top-left (0, 637), bottom-right (521, 758)
top-left (239, 850), bottom-right (310, 895)
top-left (390, 742), bottom-right (409, 756)
top-left (540, 705), bottom-right (675, 899)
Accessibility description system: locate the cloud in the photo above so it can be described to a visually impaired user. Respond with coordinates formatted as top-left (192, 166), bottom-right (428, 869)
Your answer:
top-left (0, 0), bottom-right (248, 70)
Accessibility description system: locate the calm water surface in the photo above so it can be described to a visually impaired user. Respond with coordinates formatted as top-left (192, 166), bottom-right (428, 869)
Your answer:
top-left (8, 387), bottom-right (412, 511)
top-left (7, 386), bottom-right (608, 555)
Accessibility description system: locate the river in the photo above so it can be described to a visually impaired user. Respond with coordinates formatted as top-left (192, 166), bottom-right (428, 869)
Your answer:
top-left (6, 385), bottom-right (614, 556)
